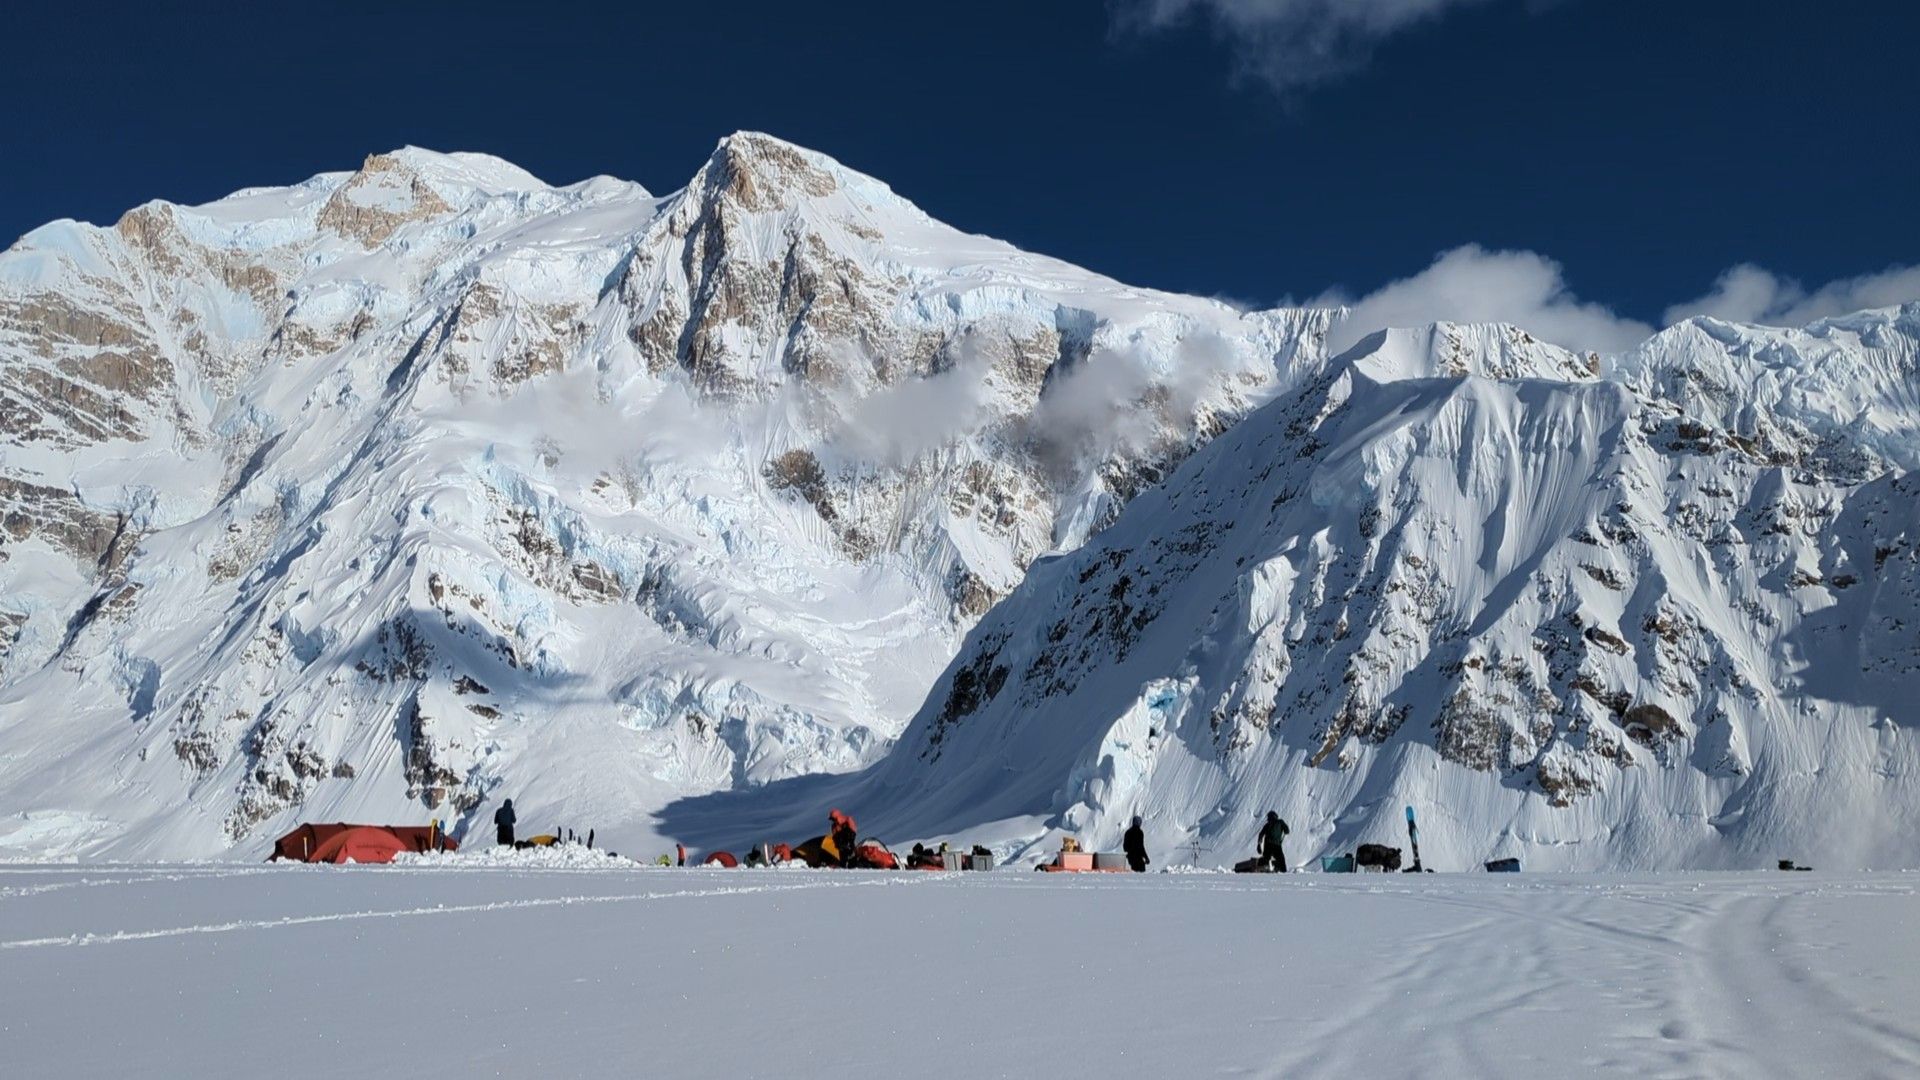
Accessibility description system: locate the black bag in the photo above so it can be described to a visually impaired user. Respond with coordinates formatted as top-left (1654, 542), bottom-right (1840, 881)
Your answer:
top-left (1355, 844), bottom-right (1402, 870)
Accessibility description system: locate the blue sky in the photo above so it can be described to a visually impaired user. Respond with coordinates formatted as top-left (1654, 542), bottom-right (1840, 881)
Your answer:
top-left (5, 1), bottom-right (1916, 345)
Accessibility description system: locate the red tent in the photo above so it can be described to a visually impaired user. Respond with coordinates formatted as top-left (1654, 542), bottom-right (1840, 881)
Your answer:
top-left (269, 823), bottom-right (457, 863)
top-left (309, 826), bottom-right (409, 865)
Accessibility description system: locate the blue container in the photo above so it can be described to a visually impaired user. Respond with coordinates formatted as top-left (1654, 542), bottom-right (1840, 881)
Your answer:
top-left (1319, 854), bottom-right (1356, 873)
top-left (1484, 857), bottom-right (1521, 873)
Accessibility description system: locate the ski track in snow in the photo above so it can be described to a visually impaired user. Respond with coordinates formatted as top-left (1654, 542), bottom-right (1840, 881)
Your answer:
top-left (0, 873), bottom-right (920, 950)
top-left (1, 865), bottom-right (1916, 1079)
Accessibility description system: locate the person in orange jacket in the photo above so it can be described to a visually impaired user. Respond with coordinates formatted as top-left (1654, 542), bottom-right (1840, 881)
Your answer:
top-left (828, 809), bottom-right (858, 866)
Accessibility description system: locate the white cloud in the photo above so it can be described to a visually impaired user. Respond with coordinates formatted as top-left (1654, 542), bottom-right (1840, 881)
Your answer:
top-left (1313, 244), bottom-right (1653, 356)
top-left (1662, 263), bottom-right (1920, 328)
top-left (827, 346), bottom-right (995, 467)
top-left (1029, 333), bottom-right (1254, 477)
top-left (1115, 0), bottom-right (1495, 93)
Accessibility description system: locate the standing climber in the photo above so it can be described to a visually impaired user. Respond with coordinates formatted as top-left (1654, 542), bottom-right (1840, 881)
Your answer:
top-left (494, 798), bottom-right (517, 847)
top-left (1257, 811), bottom-right (1289, 873)
top-left (1123, 816), bottom-right (1150, 873)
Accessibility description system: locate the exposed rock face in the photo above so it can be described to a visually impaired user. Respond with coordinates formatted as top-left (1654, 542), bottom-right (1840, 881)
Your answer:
top-left (0, 134), bottom-right (1329, 858)
top-left (847, 314), bottom-right (1920, 872)
top-left (317, 153), bottom-right (457, 246)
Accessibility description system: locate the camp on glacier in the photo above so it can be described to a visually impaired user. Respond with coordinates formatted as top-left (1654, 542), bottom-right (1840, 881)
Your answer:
top-left (0, 126), bottom-right (1917, 1079)
top-left (14, 0), bottom-right (1920, 1067)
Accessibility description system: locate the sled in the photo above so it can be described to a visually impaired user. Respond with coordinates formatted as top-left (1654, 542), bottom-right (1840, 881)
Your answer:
top-left (1040, 851), bottom-right (1125, 872)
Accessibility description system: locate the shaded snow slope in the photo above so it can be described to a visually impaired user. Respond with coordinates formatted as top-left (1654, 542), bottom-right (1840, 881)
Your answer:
top-left (722, 313), bottom-right (1920, 872)
top-left (0, 135), bottom-right (1331, 858)
top-left (2, 864), bottom-right (1917, 1079)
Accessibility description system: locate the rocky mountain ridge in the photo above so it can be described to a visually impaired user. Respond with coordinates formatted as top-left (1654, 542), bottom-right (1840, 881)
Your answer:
top-left (0, 134), bottom-right (1330, 857)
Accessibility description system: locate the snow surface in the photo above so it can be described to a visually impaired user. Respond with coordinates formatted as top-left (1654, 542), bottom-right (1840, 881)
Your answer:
top-left (1, 863), bottom-right (1916, 1079)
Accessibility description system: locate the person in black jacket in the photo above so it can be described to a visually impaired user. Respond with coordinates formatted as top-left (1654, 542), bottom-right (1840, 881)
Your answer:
top-left (494, 799), bottom-right (517, 847)
top-left (1257, 811), bottom-right (1289, 873)
top-left (1123, 816), bottom-right (1149, 873)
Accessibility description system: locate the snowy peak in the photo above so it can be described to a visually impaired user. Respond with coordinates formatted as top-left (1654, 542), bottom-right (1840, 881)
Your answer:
top-left (0, 135), bottom-right (1338, 859)
top-left (3, 135), bottom-right (1917, 868)
top-left (682, 131), bottom-right (910, 221)
top-left (315, 152), bottom-right (462, 246)
top-left (833, 303), bottom-right (1920, 872)
top-left (378, 146), bottom-right (554, 198)
top-left (1342, 322), bottom-right (1601, 385)
top-left (1616, 302), bottom-right (1920, 475)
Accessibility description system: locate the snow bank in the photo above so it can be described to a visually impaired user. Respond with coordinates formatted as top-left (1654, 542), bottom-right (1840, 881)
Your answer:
top-left (393, 843), bottom-right (645, 870)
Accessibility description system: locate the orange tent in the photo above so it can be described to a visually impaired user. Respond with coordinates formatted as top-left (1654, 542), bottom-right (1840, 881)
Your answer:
top-left (269, 823), bottom-right (456, 863)
top-left (309, 826), bottom-right (409, 865)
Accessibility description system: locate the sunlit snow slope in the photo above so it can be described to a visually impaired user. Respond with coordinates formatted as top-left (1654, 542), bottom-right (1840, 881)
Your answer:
top-left (0, 135), bottom-right (1329, 857)
top-left (833, 316), bottom-right (1920, 871)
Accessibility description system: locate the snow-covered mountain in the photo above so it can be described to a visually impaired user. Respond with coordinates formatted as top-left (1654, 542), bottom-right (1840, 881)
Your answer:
top-left (4, 135), bottom-right (1916, 870)
top-left (0, 134), bottom-right (1331, 857)
top-left (815, 313), bottom-right (1920, 870)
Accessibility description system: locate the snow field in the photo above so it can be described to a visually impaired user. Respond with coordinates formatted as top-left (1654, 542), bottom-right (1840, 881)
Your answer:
top-left (1, 864), bottom-right (1915, 1079)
